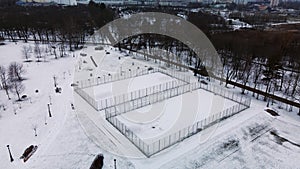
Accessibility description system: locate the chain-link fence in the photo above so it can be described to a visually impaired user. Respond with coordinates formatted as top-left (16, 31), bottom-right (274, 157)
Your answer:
top-left (75, 66), bottom-right (252, 157)
top-left (75, 67), bottom-right (190, 89)
top-left (106, 97), bottom-right (250, 157)
top-left (74, 86), bottom-right (98, 110)
top-left (74, 67), bottom-right (191, 110)
top-left (76, 68), bottom-right (159, 89)
top-left (107, 116), bottom-right (149, 155)
top-left (146, 98), bottom-right (250, 156)
top-left (105, 82), bottom-right (251, 157)
top-left (99, 79), bottom-right (186, 111)
top-left (194, 82), bottom-right (251, 107)
top-left (104, 82), bottom-right (192, 118)
top-left (158, 68), bottom-right (191, 84)
top-left (105, 81), bottom-right (251, 118)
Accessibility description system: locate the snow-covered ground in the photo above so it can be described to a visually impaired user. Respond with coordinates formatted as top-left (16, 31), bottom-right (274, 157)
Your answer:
top-left (118, 89), bottom-right (236, 143)
top-left (87, 72), bottom-right (176, 101)
top-left (270, 21), bottom-right (300, 26)
top-left (1, 42), bottom-right (300, 169)
top-left (0, 42), bottom-right (77, 168)
top-left (225, 18), bottom-right (253, 30)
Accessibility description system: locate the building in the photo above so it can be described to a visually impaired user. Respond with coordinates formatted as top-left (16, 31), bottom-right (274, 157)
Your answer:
top-left (77, 0), bottom-right (198, 6)
top-left (20, 0), bottom-right (77, 5)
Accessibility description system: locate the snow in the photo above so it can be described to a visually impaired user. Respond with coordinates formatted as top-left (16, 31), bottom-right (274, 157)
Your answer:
top-left (0, 42), bottom-right (299, 169)
top-left (226, 18), bottom-right (253, 30)
top-left (117, 88), bottom-right (236, 143)
top-left (270, 21), bottom-right (300, 26)
top-left (87, 72), bottom-right (176, 101)
top-left (0, 41), bottom-right (77, 168)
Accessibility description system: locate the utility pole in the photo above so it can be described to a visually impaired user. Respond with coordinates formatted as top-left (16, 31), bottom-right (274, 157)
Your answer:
top-left (53, 75), bottom-right (57, 87)
top-left (114, 159), bottom-right (117, 169)
top-left (6, 145), bottom-right (14, 162)
top-left (48, 104), bottom-right (52, 117)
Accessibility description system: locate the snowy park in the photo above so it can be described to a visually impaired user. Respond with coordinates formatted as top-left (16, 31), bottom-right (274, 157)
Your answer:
top-left (0, 40), bottom-right (299, 168)
top-left (0, 2), bottom-right (300, 168)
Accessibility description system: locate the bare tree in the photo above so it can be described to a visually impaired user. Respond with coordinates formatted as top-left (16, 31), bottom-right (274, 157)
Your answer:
top-left (238, 55), bottom-right (253, 94)
top-left (0, 65), bottom-right (10, 99)
top-left (34, 43), bottom-right (42, 62)
top-left (8, 62), bottom-right (25, 81)
top-left (9, 80), bottom-right (24, 101)
top-left (22, 45), bottom-right (31, 62)
top-left (290, 72), bottom-right (300, 100)
top-left (58, 43), bottom-right (66, 57)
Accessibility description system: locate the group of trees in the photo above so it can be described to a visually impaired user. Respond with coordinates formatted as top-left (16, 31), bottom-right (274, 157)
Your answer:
top-left (117, 28), bottom-right (300, 108)
top-left (229, 12), bottom-right (287, 26)
top-left (0, 4), bottom-right (115, 51)
top-left (187, 11), bottom-right (229, 35)
top-left (241, 13), bottom-right (287, 26)
top-left (211, 30), bottom-right (300, 103)
top-left (116, 9), bottom-right (300, 108)
top-left (21, 42), bottom-right (68, 62)
top-left (0, 63), bottom-right (26, 101)
top-left (0, 5), bottom-right (298, 110)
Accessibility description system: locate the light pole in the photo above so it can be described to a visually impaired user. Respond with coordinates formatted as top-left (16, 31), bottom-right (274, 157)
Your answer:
top-left (53, 75), bottom-right (57, 88)
top-left (48, 104), bottom-right (52, 117)
top-left (6, 145), bottom-right (14, 162)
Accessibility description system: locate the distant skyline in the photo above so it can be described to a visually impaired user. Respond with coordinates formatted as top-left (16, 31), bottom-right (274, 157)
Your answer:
top-left (75, 0), bottom-right (199, 6)
top-left (21, 0), bottom-right (77, 5)
top-left (19, 0), bottom-right (300, 6)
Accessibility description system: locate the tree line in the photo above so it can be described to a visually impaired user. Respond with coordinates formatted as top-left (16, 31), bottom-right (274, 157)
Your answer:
top-left (0, 4), bottom-right (115, 51)
top-left (117, 29), bottom-right (300, 111)
top-left (211, 30), bottom-right (300, 103)
top-left (0, 5), bottom-right (299, 111)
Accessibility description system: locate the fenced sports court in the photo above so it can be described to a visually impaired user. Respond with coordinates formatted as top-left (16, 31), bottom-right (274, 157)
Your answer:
top-left (74, 67), bottom-right (251, 157)
top-left (74, 67), bottom-right (191, 110)
top-left (104, 81), bottom-right (251, 157)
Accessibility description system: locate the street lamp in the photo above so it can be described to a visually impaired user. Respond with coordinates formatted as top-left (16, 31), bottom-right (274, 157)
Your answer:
top-left (6, 145), bottom-right (14, 162)
top-left (48, 104), bottom-right (52, 117)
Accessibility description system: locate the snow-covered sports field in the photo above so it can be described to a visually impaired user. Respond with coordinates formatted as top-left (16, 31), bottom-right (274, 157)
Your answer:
top-left (79, 64), bottom-right (238, 146)
top-left (117, 88), bottom-right (236, 143)
top-left (85, 72), bottom-right (178, 101)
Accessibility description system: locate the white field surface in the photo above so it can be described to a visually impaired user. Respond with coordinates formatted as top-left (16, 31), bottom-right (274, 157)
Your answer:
top-left (0, 42), bottom-right (300, 169)
top-left (118, 89), bottom-right (236, 143)
top-left (85, 72), bottom-right (176, 101)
